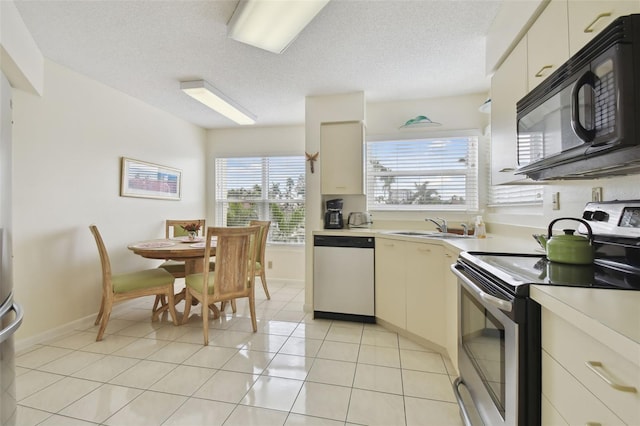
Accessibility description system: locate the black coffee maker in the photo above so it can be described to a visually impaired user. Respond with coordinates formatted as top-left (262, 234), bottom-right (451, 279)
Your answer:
top-left (324, 198), bottom-right (344, 229)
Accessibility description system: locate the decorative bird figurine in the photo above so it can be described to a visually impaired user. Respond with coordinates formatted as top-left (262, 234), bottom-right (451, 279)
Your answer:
top-left (306, 151), bottom-right (319, 173)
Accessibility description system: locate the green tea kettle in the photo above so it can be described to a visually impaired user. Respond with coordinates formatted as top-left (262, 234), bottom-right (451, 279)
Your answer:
top-left (537, 217), bottom-right (594, 265)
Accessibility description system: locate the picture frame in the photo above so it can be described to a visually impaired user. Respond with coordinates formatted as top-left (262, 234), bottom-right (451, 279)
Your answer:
top-left (120, 157), bottom-right (182, 200)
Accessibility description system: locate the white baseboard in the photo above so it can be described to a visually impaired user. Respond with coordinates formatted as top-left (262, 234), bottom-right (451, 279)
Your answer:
top-left (16, 281), bottom-right (306, 354)
top-left (16, 313), bottom-right (97, 354)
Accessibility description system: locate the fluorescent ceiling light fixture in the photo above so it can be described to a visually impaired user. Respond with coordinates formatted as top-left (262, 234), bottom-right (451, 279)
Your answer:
top-left (227, 0), bottom-right (330, 54)
top-left (180, 80), bottom-right (256, 125)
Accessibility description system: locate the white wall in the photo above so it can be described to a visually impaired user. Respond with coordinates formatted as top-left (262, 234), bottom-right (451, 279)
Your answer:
top-left (487, 176), bottom-right (640, 238)
top-left (12, 60), bottom-right (206, 343)
top-left (206, 125), bottom-right (306, 283)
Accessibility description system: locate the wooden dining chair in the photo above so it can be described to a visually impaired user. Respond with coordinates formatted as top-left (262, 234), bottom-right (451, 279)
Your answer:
top-left (249, 220), bottom-right (272, 300)
top-left (155, 219), bottom-right (216, 313)
top-left (158, 219), bottom-right (206, 278)
top-left (181, 225), bottom-right (261, 345)
top-left (89, 225), bottom-right (178, 341)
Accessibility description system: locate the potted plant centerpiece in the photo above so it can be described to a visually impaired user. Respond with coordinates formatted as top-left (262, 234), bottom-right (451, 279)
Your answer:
top-left (181, 223), bottom-right (201, 241)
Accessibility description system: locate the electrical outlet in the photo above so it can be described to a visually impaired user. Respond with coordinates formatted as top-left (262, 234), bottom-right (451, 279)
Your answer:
top-left (592, 187), bottom-right (603, 202)
top-left (268, 261), bottom-right (273, 269)
top-left (552, 192), bottom-right (560, 210)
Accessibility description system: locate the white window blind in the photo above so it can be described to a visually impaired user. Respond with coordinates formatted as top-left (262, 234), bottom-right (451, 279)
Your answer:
top-left (488, 127), bottom-right (544, 206)
top-left (366, 137), bottom-right (478, 211)
top-left (488, 184), bottom-right (544, 206)
top-left (215, 156), bottom-right (305, 244)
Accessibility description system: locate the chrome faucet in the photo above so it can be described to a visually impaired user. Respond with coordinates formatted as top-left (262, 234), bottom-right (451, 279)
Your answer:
top-left (460, 223), bottom-right (469, 236)
top-left (425, 217), bottom-right (447, 233)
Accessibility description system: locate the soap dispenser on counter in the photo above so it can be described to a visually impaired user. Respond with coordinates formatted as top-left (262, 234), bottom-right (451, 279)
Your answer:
top-left (475, 216), bottom-right (486, 239)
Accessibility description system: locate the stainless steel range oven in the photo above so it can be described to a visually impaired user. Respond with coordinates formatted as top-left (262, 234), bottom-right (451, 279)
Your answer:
top-left (450, 200), bottom-right (640, 426)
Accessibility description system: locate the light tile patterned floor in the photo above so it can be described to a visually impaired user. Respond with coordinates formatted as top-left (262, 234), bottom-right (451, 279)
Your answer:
top-left (15, 280), bottom-right (463, 426)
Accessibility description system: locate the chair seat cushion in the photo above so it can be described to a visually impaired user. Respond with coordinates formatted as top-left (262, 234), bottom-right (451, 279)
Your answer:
top-left (159, 260), bottom-right (215, 276)
top-left (112, 268), bottom-right (175, 293)
top-left (185, 272), bottom-right (216, 295)
top-left (158, 260), bottom-right (186, 275)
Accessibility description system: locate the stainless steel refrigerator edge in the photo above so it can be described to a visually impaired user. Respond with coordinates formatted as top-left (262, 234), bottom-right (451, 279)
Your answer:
top-left (0, 72), bottom-right (24, 426)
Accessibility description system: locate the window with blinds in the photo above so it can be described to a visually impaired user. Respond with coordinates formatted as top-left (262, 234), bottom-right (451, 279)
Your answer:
top-left (489, 184), bottom-right (544, 206)
top-left (489, 129), bottom-right (544, 206)
top-left (366, 137), bottom-right (478, 211)
top-left (215, 156), bottom-right (305, 244)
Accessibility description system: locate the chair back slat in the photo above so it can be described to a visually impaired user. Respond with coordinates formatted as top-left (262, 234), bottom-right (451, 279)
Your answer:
top-left (89, 225), bottom-right (113, 294)
top-left (201, 226), bottom-right (260, 305)
top-left (248, 220), bottom-right (270, 265)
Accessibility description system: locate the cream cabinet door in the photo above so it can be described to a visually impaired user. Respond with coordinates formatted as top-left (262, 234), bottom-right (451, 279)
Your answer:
top-left (320, 121), bottom-right (364, 195)
top-left (542, 350), bottom-right (625, 425)
top-left (527, 0), bottom-right (570, 91)
top-left (443, 248), bottom-right (459, 373)
top-left (406, 242), bottom-right (445, 346)
top-left (374, 238), bottom-right (406, 329)
top-left (490, 36), bottom-right (529, 185)
top-left (568, 1), bottom-right (640, 55)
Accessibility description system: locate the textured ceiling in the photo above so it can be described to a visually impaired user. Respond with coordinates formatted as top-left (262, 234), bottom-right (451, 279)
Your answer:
top-left (14, 0), bottom-right (502, 129)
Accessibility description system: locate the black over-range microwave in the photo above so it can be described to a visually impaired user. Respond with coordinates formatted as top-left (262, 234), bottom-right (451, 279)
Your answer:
top-left (516, 14), bottom-right (640, 181)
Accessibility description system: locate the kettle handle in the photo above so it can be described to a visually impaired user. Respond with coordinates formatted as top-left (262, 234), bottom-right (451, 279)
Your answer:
top-left (547, 217), bottom-right (594, 244)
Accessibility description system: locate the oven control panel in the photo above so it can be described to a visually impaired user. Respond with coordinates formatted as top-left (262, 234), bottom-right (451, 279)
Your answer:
top-left (581, 200), bottom-right (640, 238)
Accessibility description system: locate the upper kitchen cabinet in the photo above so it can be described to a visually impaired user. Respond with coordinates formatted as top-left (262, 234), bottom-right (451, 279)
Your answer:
top-left (320, 121), bottom-right (365, 195)
top-left (491, 36), bottom-right (529, 185)
top-left (568, 1), bottom-right (640, 55)
top-left (527, 0), bottom-right (570, 91)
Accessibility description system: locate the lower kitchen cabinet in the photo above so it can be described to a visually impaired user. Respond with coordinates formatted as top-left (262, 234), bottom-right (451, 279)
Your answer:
top-left (443, 248), bottom-right (459, 373)
top-left (405, 242), bottom-right (444, 346)
top-left (541, 307), bottom-right (639, 425)
top-left (375, 237), bottom-right (448, 347)
top-left (375, 238), bottom-right (406, 329)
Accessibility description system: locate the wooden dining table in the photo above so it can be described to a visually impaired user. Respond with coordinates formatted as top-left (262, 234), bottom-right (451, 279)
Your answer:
top-left (127, 237), bottom-right (215, 276)
top-left (127, 237), bottom-right (219, 316)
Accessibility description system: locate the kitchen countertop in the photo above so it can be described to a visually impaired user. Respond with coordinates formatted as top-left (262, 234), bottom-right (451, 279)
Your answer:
top-left (531, 285), bottom-right (640, 361)
top-left (314, 228), bottom-right (639, 360)
top-left (313, 228), bottom-right (540, 254)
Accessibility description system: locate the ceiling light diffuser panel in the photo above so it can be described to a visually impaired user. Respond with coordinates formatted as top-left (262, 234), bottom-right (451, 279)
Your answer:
top-left (227, 0), bottom-right (330, 54)
top-left (180, 80), bottom-right (256, 125)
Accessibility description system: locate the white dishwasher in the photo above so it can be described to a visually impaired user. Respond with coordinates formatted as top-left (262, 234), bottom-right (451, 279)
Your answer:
top-left (313, 235), bottom-right (375, 323)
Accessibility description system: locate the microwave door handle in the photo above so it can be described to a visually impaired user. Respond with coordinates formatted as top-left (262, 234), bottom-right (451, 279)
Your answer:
top-left (571, 71), bottom-right (597, 142)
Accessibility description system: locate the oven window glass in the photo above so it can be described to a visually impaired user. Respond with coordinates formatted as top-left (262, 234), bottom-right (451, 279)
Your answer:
top-left (461, 287), bottom-right (506, 416)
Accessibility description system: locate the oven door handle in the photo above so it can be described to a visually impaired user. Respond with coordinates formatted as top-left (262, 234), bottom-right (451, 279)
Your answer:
top-left (452, 377), bottom-right (474, 426)
top-left (451, 265), bottom-right (513, 312)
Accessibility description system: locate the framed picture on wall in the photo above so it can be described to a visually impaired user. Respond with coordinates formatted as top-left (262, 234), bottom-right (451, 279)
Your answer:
top-left (120, 157), bottom-right (182, 200)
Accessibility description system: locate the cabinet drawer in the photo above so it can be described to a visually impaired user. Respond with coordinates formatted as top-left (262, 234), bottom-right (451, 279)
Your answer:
top-left (542, 350), bottom-right (625, 425)
top-left (541, 393), bottom-right (568, 426)
top-left (542, 309), bottom-right (640, 424)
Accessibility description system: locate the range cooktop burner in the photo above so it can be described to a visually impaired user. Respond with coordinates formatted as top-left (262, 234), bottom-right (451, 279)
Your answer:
top-left (470, 253), bottom-right (640, 291)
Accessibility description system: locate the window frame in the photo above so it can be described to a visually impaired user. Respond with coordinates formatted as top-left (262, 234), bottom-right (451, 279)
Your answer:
top-left (214, 155), bottom-right (306, 245)
top-left (365, 135), bottom-right (479, 212)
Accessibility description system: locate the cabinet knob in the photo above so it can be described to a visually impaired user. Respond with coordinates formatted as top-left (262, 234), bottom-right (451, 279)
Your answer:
top-left (584, 12), bottom-right (611, 33)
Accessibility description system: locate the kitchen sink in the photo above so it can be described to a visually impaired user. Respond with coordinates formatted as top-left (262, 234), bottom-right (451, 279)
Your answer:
top-left (385, 231), bottom-right (434, 236)
top-left (420, 232), bottom-right (473, 239)
top-left (384, 231), bottom-right (473, 239)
